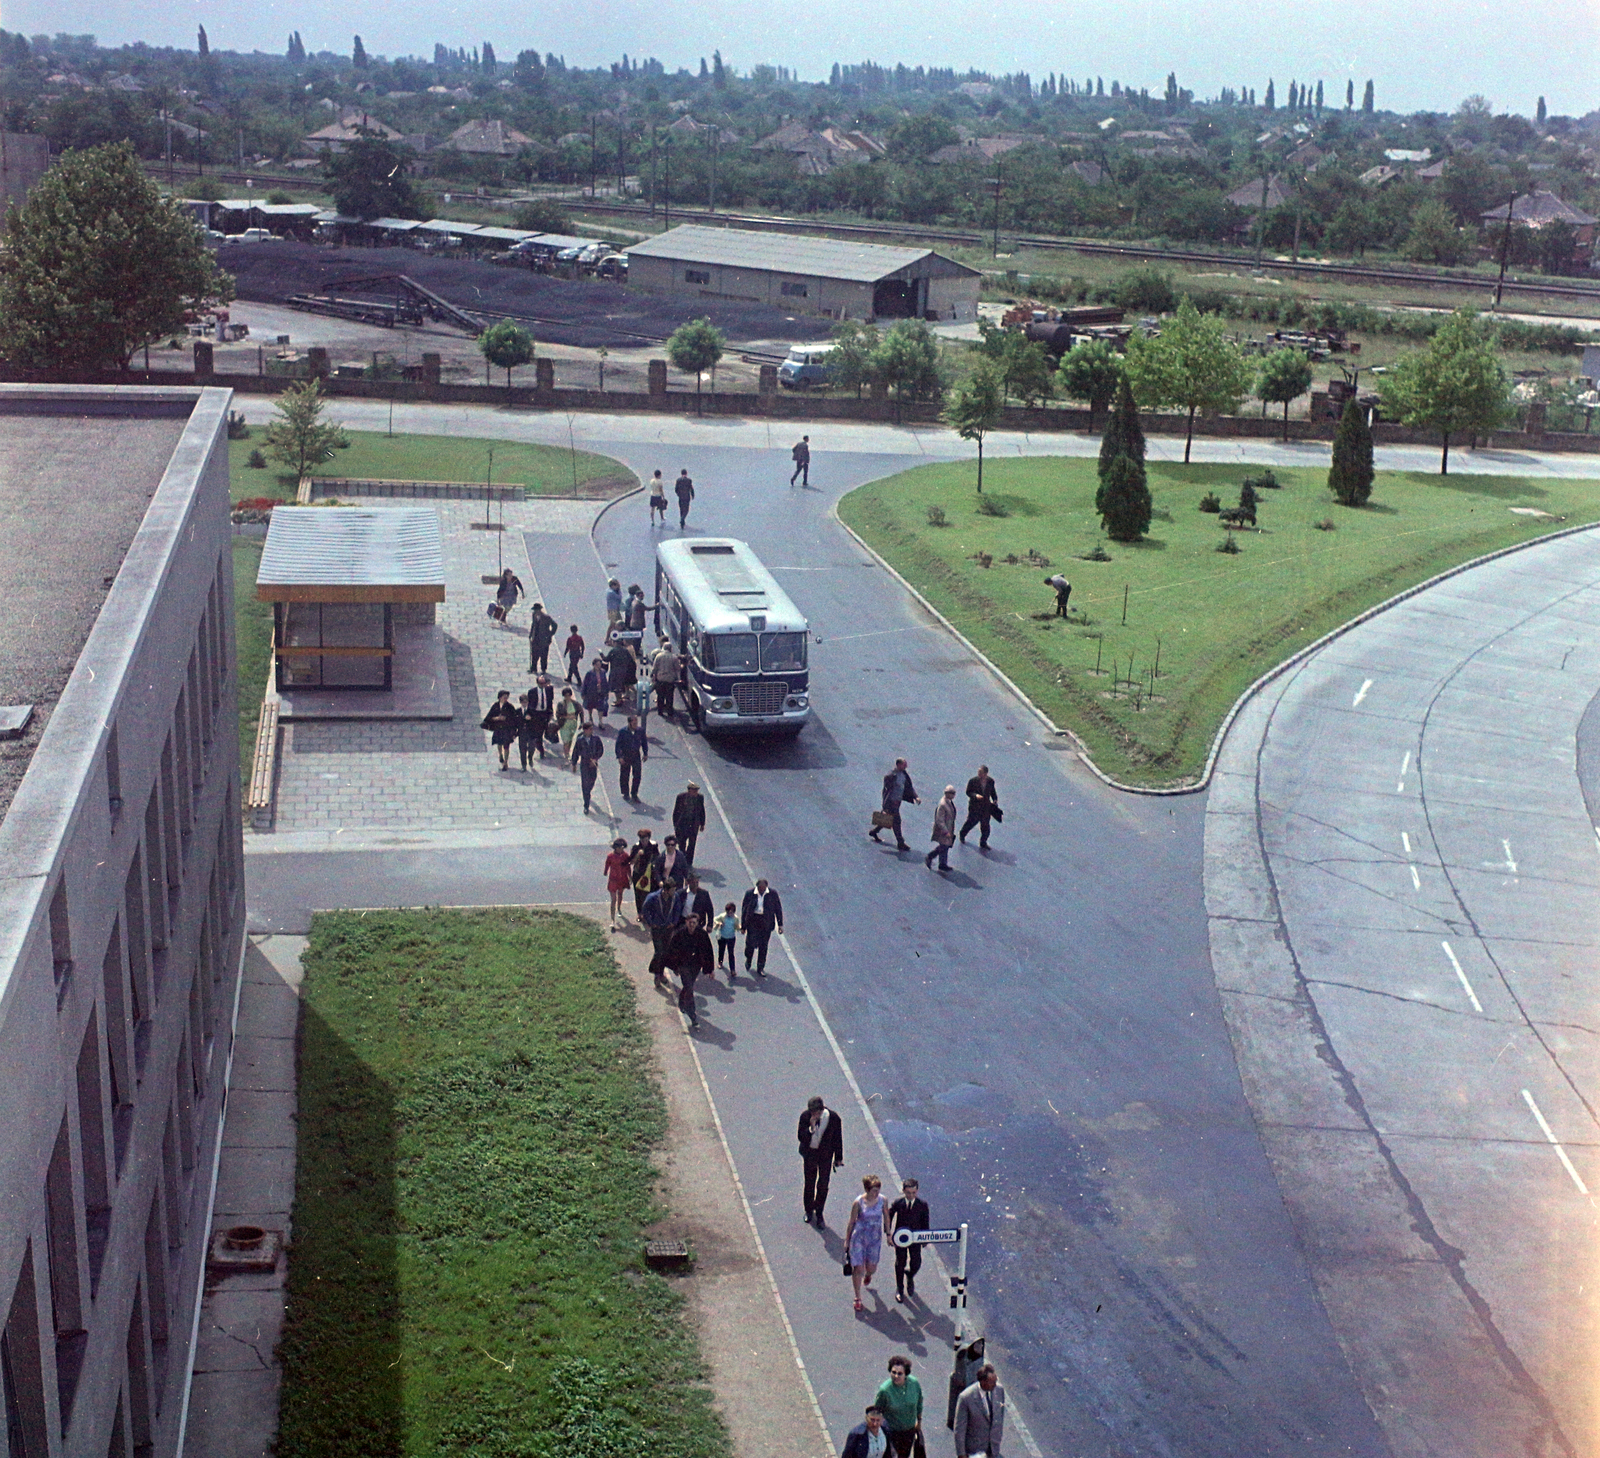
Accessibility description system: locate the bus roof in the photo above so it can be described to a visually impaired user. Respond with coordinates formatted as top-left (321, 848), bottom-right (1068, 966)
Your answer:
top-left (656, 537), bottom-right (808, 635)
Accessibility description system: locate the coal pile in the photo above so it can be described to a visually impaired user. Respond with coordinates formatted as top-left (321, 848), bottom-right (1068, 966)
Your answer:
top-left (219, 242), bottom-right (837, 350)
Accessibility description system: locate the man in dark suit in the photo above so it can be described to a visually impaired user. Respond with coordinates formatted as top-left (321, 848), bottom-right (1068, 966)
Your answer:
top-left (571, 724), bottom-right (604, 813)
top-left (672, 782), bottom-right (707, 865)
top-left (953, 1366), bottom-right (1005, 1458)
top-left (739, 878), bottom-right (784, 977)
top-left (523, 675), bottom-right (555, 760)
top-left (959, 766), bottom-right (1001, 850)
top-left (797, 1095), bottom-right (843, 1226)
top-left (615, 714), bottom-right (648, 801)
top-left (527, 602), bottom-right (557, 673)
top-left (887, 1177), bottom-right (930, 1303)
top-left (663, 910), bottom-right (713, 1029)
top-left (871, 757), bottom-right (919, 851)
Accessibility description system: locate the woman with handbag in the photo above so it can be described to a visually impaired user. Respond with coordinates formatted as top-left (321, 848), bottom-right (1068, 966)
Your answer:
top-left (843, 1175), bottom-right (887, 1314)
top-left (874, 1356), bottom-right (924, 1458)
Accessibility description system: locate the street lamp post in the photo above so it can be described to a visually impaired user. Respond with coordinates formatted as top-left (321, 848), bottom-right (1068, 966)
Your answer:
top-left (986, 169), bottom-right (1003, 257)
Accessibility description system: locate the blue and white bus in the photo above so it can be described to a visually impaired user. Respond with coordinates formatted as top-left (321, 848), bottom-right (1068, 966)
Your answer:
top-left (654, 537), bottom-right (811, 735)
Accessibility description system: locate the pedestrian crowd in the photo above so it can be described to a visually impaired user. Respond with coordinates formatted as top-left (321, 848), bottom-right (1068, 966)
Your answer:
top-left (870, 758), bottom-right (1003, 867)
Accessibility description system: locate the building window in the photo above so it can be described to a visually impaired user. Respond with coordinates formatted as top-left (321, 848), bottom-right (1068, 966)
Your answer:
top-left (49, 879), bottom-right (72, 991)
top-left (781, 281), bottom-right (809, 297)
top-left (685, 268), bottom-right (710, 285)
top-left (3, 1247), bottom-right (48, 1458)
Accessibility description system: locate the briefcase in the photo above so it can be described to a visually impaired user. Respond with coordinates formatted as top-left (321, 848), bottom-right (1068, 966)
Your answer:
top-left (871, 810), bottom-right (895, 829)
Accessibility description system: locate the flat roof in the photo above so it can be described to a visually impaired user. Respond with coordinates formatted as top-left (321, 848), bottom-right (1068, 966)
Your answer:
top-left (626, 224), bottom-right (982, 283)
top-left (257, 507), bottom-right (446, 602)
top-left (0, 405), bottom-right (190, 824)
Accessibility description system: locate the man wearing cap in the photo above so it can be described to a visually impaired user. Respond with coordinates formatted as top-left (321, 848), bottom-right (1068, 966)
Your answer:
top-left (673, 781), bottom-right (707, 866)
top-left (926, 785), bottom-right (958, 873)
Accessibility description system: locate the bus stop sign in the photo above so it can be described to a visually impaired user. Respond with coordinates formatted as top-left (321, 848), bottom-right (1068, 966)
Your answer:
top-left (893, 1227), bottom-right (962, 1248)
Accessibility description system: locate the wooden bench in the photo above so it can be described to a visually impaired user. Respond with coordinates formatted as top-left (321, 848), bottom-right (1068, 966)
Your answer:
top-left (246, 694), bottom-right (280, 831)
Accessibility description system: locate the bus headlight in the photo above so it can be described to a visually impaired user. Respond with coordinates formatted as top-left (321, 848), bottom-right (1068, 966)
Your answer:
top-left (785, 694), bottom-right (809, 710)
top-left (709, 697), bottom-right (736, 713)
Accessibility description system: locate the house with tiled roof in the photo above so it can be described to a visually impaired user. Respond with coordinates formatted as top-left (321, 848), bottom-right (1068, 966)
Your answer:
top-left (1482, 190), bottom-right (1597, 267)
top-left (440, 119), bottom-right (533, 156)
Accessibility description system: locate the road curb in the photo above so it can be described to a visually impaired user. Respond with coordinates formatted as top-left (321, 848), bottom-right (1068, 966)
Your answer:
top-left (833, 499), bottom-right (1600, 798)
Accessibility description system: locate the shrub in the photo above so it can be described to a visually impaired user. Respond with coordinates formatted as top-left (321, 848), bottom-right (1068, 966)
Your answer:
top-left (1239, 480), bottom-right (1261, 514)
top-left (265, 189), bottom-right (296, 206)
top-left (976, 495), bottom-right (1009, 517)
top-left (1115, 265), bottom-right (1177, 314)
top-left (1083, 544), bottom-right (1111, 561)
top-left (227, 410), bottom-right (251, 440)
top-left (1198, 492), bottom-right (1221, 512)
top-left (926, 504), bottom-right (948, 526)
top-left (247, 449), bottom-right (267, 468)
top-left (1217, 533), bottom-right (1240, 554)
top-left (1243, 469), bottom-right (1279, 490)
top-left (1314, 517), bottom-right (1337, 531)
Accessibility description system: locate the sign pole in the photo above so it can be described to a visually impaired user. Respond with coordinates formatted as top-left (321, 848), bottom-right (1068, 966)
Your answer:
top-left (952, 1221), bottom-right (969, 1349)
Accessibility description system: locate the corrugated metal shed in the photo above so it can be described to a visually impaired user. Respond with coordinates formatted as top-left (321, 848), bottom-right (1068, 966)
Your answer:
top-left (257, 507), bottom-right (445, 602)
top-left (626, 224), bottom-right (980, 282)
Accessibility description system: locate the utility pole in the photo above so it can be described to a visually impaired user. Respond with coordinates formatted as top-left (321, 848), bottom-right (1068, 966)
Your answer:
top-left (663, 135), bottom-right (671, 229)
top-left (1255, 169), bottom-right (1270, 267)
top-left (987, 164), bottom-right (1003, 257)
top-left (709, 126), bottom-right (717, 213)
top-left (1493, 192), bottom-right (1517, 310)
top-left (589, 115), bottom-right (597, 199)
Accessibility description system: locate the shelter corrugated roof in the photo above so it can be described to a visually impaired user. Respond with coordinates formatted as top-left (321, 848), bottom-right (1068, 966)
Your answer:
top-left (257, 507), bottom-right (445, 594)
top-left (625, 224), bottom-right (980, 282)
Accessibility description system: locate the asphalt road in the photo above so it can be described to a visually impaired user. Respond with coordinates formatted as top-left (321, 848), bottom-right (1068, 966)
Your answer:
top-left (581, 445), bottom-right (1386, 1457)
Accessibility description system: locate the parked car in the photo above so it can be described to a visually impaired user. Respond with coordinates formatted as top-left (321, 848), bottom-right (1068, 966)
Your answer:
top-left (594, 254), bottom-right (628, 281)
top-left (233, 227), bottom-right (279, 243)
top-left (778, 343), bottom-right (837, 390)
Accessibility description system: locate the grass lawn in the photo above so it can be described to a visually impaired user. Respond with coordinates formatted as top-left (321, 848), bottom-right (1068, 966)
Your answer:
top-left (839, 457), bottom-right (1600, 786)
top-left (231, 539), bottom-right (272, 770)
top-left (276, 909), bottom-right (728, 1458)
top-left (228, 428), bottom-right (636, 503)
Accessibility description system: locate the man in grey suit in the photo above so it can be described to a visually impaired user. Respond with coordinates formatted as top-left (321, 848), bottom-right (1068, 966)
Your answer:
top-left (953, 1365), bottom-right (1005, 1458)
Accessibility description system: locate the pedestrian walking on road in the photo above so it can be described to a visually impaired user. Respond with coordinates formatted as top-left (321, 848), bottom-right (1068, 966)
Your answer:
top-left (480, 690), bottom-right (520, 771)
top-left (739, 878), bottom-right (784, 977)
top-left (581, 658), bottom-right (610, 729)
top-left (607, 633), bottom-right (638, 711)
top-left (651, 636), bottom-right (680, 718)
top-left (515, 693), bottom-right (540, 770)
top-left (845, 1175), bottom-right (888, 1313)
top-left (605, 577), bottom-right (624, 629)
top-left (571, 723), bottom-right (605, 812)
top-left (563, 625), bottom-right (585, 684)
top-left (798, 1096), bottom-right (844, 1226)
top-left (524, 675), bottom-right (555, 760)
top-left (615, 714), bottom-right (648, 801)
top-left (843, 1409), bottom-right (889, 1458)
top-left (926, 786), bottom-right (957, 873)
top-left (495, 567), bottom-right (525, 623)
top-left (673, 468), bottom-right (695, 528)
top-left (959, 767), bottom-right (1001, 850)
top-left (716, 902), bottom-right (738, 973)
top-left (660, 835), bottom-right (690, 890)
top-left (672, 781), bottom-right (706, 865)
top-left (555, 687), bottom-right (582, 762)
top-left (648, 470), bottom-right (669, 525)
top-left (870, 758), bottom-right (919, 851)
top-left (527, 602), bottom-right (557, 673)
top-left (887, 1179), bottom-right (930, 1303)
top-left (687, 874), bottom-right (716, 939)
top-left (1045, 573), bottom-right (1072, 618)
top-left (604, 838), bottom-right (632, 927)
top-left (953, 1366), bottom-right (1005, 1458)
top-left (664, 910), bottom-right (714, 1028)
top-left (790, 434), bottom-right (811, 486)
top-left (629, 829), bottom-right (660, 916)
top-left (875, 1356), bottom-right (924, 1457)
top-left (642, 876), bottom-right (684, 981)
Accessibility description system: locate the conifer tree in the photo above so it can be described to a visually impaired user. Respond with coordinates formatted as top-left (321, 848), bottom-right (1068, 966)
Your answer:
top-left (1328, 398), bottom-right (1375, 505)
top-left (1097, 375), bottom-right (1146, 511)
top-left (1100, 454), bottom-right (1152, 542)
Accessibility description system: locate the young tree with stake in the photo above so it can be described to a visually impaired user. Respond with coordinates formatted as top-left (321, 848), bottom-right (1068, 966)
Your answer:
top-left (1377, 310), bottom-right (1509, 475)
top-left (666, 316), bottom-right (725, 400)
top-left (1255, 348), bottom-right (1314, 440)
top-left (264, 379), bottom-right (346, 480)
top-left (478, 318), bottom-right (535, 388)
top-left (942, 364), bottom-right (1004, 494)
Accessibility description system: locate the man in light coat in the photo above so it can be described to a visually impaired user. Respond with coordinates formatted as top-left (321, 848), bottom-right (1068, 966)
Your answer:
top-left (926, 785), bottom-right (957, 873)
top-left (953, 1365), bottom-right (1005, 1458)
top-left (651, 637), bottom-right (680, 718)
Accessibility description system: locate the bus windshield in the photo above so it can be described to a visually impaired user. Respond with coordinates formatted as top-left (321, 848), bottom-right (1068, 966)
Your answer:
top-left (704, 633), bottom-right (759, 673)
top-left (761, 633), bottom-right (807, 673)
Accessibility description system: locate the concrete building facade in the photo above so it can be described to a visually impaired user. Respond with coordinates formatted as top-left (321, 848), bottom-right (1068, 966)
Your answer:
top-left (0, 386), bottom-right (244, 1458)
top-left (625, 224), bottom-right (981, 322)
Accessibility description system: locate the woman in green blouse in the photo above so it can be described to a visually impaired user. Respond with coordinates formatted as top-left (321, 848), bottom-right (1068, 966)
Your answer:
top-left (874, 1354), bottom-right (923, 1458)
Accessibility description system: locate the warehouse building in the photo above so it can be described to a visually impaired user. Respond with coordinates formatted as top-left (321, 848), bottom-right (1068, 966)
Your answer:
top-left (0, 385), bottom-right (244, 1458)
top-left (625, 224), bottom-right (981, 322)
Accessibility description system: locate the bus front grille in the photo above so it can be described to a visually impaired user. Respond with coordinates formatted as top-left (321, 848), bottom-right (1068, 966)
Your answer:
top-left (733, 680), bottom-right (788, 716)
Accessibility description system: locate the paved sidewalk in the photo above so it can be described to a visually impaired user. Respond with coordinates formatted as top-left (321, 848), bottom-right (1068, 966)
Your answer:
top-left (1205, 526), bottom-right (1600, 1458)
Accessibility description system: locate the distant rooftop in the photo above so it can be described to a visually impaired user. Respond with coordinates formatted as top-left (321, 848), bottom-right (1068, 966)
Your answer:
top-left (626, 224), bottom-right (981, 283)
top-left (257, 507), bottom-right (445, 601)
top-left (0, 402), bottom-right (189, 823)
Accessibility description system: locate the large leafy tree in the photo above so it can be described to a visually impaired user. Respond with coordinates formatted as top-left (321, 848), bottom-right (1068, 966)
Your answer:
top-left (322, 136), bottom-right (429, 221)
top-left (0, 141), bottom-right (232, 374)
top-left (1378, 309), bottom-right (1509, 475)
top-left (665, 316), bottom-right (725, 396)
top-left (1057, 339), bottom-right (1123, 430)
top-left (975, 320), bottom-right (1055, 407)
top-left (870, 319), bottom-right (943, 408)
top-left (1124, 300), bottom-right (1252, 463)
top-left (1255, 348), bottom-right (1314, 440)
top-left (478, 319), bottom-right (534, 388)
top-left (942, 364), bottom-right (1004, 494)
top-left (829, 320), bottom-right (880, 398)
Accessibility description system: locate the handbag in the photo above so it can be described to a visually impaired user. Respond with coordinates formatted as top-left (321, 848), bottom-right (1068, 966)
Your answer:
top-left (871, 810), bottom-right (895, 829)
top-left (842, 1258), bottom-right (854, 1277)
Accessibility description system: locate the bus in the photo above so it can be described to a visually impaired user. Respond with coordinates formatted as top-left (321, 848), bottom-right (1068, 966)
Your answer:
top-left (654, 537), bottom-right (811, 735)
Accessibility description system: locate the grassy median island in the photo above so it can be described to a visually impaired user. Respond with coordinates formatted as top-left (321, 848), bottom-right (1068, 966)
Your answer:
top-left (839, 458), bottom-right (1600, 787)
top-left (229, 429), bottom-right (635, 502)
top-left (276, 909), bottom-right (728, 1458)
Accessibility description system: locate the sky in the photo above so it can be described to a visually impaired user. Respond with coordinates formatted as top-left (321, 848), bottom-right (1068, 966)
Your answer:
top-left (7, 0), bottom-right (1599, 118)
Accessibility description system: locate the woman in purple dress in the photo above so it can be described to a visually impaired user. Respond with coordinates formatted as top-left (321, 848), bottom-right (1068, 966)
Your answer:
top-left (844, 1175), bottom-right (887, 1314)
